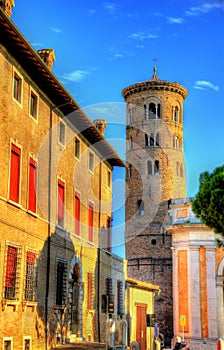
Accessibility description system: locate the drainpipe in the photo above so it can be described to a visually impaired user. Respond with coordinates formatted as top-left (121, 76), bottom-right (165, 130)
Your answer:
top-left (97, 161), bottom-right (102, 342)
top-left (45, 101), bottom-right (71, 350)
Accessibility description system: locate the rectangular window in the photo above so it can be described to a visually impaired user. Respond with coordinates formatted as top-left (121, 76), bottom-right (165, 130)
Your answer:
top-left (89, 152), bottom-right (94, 172)
top-left (107, 170), bottom-right (111, 188)
top-left (28, 158), bottom-right (37, 212)
top-left (9, 144), bottom-right (21, 203)
top-left (3, 338), bottom-right (13, 350)
top-left (13, 70), bottom-right (22, 103)
top-left (74, 193), bottom-right (80, 235)
top-left (30, 90), bottom-right (38, 119)
top-left (88, 202), bottom-right (94, 242)
top-left (58, 180), bottom-right (65, 227)
top-left (117, 281), bottom-right (124, 314)
top-left (56, 260), bottom-right (67, 306)
top-left (74, 137), bottom-right (80, 159)
top-left (87, 272), bottom-right (94, 309)
top-left (4, 244), bottom-right (21, 300)
top-left (25, 251), bottom-right (37, 302)
top-left (59, 121), bottom-right (65, 146)
top-left (23, 337), bottom-right (31, 350)
top-left (106, 217), bottom-right (111, 252)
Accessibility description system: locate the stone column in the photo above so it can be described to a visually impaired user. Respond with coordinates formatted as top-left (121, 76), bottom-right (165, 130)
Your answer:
top-left (216, 276), bottom-right (224, 338)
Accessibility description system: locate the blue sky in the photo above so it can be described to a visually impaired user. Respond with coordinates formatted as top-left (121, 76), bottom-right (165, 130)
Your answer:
top-left (12, 0), bottom-right (224, 256)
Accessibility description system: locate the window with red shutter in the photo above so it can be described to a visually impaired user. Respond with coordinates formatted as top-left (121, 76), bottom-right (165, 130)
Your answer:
top-left (75, 193), bottom-right (80, 235)
top-left (9, 144), bottom-right (21, 203)
top-left (58, 180), bottom-right (65, 227)
top-left (5, 246), bottom-right (17, 299)
top-left (28, 158), bottom-right (37, 212)
top-left (25, 251), bottom-right (37, 301)
top-left (88, 202), bottom-right (94, 242)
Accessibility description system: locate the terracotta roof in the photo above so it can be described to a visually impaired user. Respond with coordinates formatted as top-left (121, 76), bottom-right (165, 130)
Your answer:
top-left (0, 8), bottom-right (124, 167)
top-left (126, 276), bottom-right (160, 292)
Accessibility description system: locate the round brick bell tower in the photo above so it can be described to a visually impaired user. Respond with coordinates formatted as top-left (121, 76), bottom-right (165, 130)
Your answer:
top-left (122, 64), bottom-right (188, 345)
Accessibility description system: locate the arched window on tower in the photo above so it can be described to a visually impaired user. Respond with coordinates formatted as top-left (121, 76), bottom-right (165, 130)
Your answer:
top-left (157, 104), bottom-right (161, 118)
top-left (176, 161), bottom-right (180, 176)
top-left (173, 106), bottom-right (179, 122)
top-left (128, 137), bottom-right (133, 151)
top-left (149, 103), bottom-right (156, 119)
top-left (150, 133), bottom-right (154, 146)
top-left (147, 160), bottom-right (152, 175)
top-left (156, 132), bottom-right (160, 146)
top-left (154, 160), bottom-right (159, 175)
top-left (127, 164), bottom-right (132, 179)
top-left (128, 105), bottom-right (132, 124)
top-left (144, 104), bottom-right (147, 120)
top-left (137, 200), bottom-right (144, 216)
top-left (180, 163), bottom-right (183, 177)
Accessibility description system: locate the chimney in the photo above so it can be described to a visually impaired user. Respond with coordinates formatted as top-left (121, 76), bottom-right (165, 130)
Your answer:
top-left (93, 119), bottom-right (107, 136)
top-left (37, 49), bottom-right (56, 70)
top-left (0, 0), bottom-right (15, 17)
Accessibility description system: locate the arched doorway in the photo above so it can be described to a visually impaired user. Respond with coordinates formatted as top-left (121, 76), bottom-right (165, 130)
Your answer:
top-left (68, 256), bottom-right (83, 338)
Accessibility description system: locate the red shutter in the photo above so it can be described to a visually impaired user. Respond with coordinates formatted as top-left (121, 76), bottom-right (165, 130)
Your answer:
top-left (26, 251), bottom-right (36, 264)
top-left (5, 246), bottom-right (17, 287)
top-left (28, 158), bottom-right (37, 212)
top-left (9, 144), bottom-right (21, 202)
top-left (106, 217), bottom-right (111, 252)
top-left (88, 202), bottom-right (93, 242)
top-left (75, 193), bottom-right (80, 235)
top-left (58, 180), bottom-right (65, 225)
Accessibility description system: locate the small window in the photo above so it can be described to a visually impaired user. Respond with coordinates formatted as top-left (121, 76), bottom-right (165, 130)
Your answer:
top-left (156, 133), bottom-right (160, 146)
top-left (89, 152), bottom-right (94, 172)
top-left (150, 133), bottom-right (154, 146)
top-left (149, 103), bottom-right (156, 118)
top-left (144, 104), bottom-right (147, 120)
top-left (154, 160), bottom-right (160, 175)
top-left (59, 121), bottom-right (65, 146)
top-left (127, 164), bottom-right (132, 179)
top-left (9, 144), bottom-right (21, 203)
top-left (137, 200), bottom-right (144, 216)
top-left (74, 137), bottom-right (80, 159)
top-left (24, 337), bottom-right (31, 350)
top-left (173, 106), bottom-right (179, 122)
top-left (107, 170), bottom-right (111, 188)
top-left (128, 105), bottom-right (132, 124)
top-left (13, 70), bottom-right (22, 104)
top-left (180, 163), bottom-right (183, 177)
top-left (30, 90), bottom-right (38, 119)
top-left (3, 338), bottom-right (13, 350)
top-left (147, 160), bottom-right (152, 175)
top-left (128, 137), bottom-right (133, 151)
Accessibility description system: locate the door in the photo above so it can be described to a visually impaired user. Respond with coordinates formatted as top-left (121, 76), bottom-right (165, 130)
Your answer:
top-left (136, 305), bottom-right (147, 350)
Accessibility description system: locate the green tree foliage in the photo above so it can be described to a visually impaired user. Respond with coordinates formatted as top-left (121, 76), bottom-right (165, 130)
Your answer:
top-left (192, 165), bottom-right (224, 236)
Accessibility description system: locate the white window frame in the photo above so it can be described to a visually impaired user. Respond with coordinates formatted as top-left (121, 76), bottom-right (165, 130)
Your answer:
top-left (23, 336), bottom-right (32, 350)
top-left (58, 121), bottom-right (66, 147)
top-left (29, 88), bottom-right (39, 121)
top-left (3, 337), bottom-right (13, 350)
top-left (12, 67), bottom-right (23, 107)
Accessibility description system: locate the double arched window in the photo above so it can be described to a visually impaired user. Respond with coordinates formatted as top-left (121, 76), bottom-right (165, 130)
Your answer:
top-left (144, 101), bottom-right (161, 119)
top-left (145, 133), bottom-right (160, 147)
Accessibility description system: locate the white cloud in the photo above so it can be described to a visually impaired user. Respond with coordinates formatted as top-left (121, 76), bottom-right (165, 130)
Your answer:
top-left (88, 9), bottom-right (96, 15)
top-left (194, 80), bottom-right (219, 91)
top-left (103, 2), bottom-right (119, 14)
top-left (167, 17), bottom-right (185, 24)
top-left (129, 32), bottom-right (157, 41)
top-left (61, 70), bottom-right (89, 83)
top-left (51, 27), bottom-right (63, 33)
top-left (186, 3), bottom-right (223, 16)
